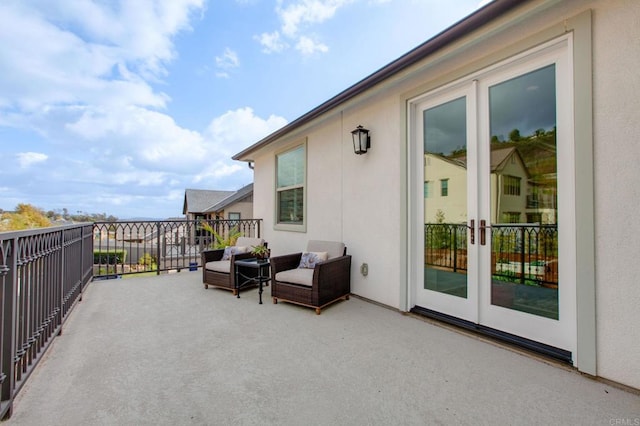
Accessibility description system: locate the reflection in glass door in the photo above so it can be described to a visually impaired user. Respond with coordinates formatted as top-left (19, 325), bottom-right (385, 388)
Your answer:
top-left (487, 65), bottom-right (559, 320)
top-left (412, 38), bottom-right (574, 353)
top-left (423, 97), bottom-right (468, 299)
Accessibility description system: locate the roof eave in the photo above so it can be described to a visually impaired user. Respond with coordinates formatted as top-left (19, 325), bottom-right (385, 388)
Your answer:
top-left (232, 0), bottom-right (525, 162)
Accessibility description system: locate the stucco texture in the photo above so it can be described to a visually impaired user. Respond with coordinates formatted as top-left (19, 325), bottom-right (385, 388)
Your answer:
top-left (592, 0), bottom-right (640, 390)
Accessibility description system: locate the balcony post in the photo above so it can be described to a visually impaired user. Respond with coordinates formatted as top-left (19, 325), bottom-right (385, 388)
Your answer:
top-left (453, 225), bottom-right (458, 273)
top-left (156, 222), bottom-right (161, 275)
top-left (0, 238), bottom-right (17, 419)
top-left (520, 226), bottom-right (526, 284)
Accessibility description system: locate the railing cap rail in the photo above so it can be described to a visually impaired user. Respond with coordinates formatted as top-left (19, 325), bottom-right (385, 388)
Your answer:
top-left (0, 222), bottom-right (94, 240)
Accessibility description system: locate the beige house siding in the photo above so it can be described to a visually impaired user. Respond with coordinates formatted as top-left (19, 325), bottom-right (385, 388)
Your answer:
top-left (221, 198), bottom-right (254, 220)
top-left (424, 155), bottom-right (467, 224)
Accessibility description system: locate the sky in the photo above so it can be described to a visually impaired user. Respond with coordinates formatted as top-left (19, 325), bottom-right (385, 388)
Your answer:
top-left (0, 0), bottom-right (489, 219)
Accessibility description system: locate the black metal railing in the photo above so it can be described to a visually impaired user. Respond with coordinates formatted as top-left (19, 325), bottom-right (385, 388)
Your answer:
top-left (92, 219), bottom-right (262, 278)
top-left (424, 223), bottom-right (468, 273)
top-left (0, 224), bottom-right (93, 419)
top-left (425, 223), bottom-right (558, 287)
top-left (491, 224), bottom-right (558, 288)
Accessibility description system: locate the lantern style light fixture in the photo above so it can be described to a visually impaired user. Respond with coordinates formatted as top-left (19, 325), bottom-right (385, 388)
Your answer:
top-left (351, 125), bottom-right (371, 155)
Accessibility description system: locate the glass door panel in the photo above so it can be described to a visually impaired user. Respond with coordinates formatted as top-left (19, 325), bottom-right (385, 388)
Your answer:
top-left (487, 65), bottom-right (559, 320)
top-left (423, 97), bottom-right (468, 298)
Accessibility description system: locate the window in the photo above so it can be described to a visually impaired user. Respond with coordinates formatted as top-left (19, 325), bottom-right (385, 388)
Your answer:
top-left (440, 179), bottom-right (449, 197)
top-left (276, 143), bottom-right (306, 230)
top-left (502, 212), bottom-right (521, 223)
top-left (228, 212), bottom-right (240, 220)
top-left (424, 181), bottom-right (431, 198)
top-left (503, 175), bottom-right (521, 196)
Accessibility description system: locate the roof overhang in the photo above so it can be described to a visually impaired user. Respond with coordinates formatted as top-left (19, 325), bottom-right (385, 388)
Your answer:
top-left (232, 0), bottom-right (526, 162)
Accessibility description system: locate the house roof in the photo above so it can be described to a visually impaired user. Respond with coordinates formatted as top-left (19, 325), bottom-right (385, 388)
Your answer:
top-left (233, 0), bottom-right (525, 162)
top-left (490, 147), bottom-right (517, 171)
top-left (205, 183), bottom-right (253, 213)
top-left (430, 146), bottom-right (525, 174)
top-left (183, 189), bottom-right (235, 215)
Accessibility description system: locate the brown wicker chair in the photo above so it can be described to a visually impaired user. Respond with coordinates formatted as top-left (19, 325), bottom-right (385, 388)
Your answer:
top-left (201, 237), bottom-right (266, 295)
top-left (270, 240), bottom-right (351, 314)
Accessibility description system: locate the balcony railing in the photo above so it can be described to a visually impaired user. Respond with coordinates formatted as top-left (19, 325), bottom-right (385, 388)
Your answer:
top-left (0, 218), bottom-right (262, 419)
top-left (0, 223), bottom-right (93, 419)
top-left (93, 219), bottom-right (262, 278)
top-left (425, 223), bottom-right (558, 287)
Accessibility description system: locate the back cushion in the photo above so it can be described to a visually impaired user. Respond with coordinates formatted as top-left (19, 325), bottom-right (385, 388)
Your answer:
top-left (306, 240), bottom-right (345, 259)
top-left (236, 237), bottom-right (264, 249)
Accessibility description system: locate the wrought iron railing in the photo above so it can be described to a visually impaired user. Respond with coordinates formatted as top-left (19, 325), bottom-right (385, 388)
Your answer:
top-left (424, 223), bottom-right (468, 273)
top-left (0, 224), bottom-right (93, 419)
top-left (0, 218), bottom-right (262, 418)
top-left (92, 219), bottom-right (262, 278)
top-left (491, 223), bottom-right (558, 288)
top-left (425, 223), bottom-right (558, 287)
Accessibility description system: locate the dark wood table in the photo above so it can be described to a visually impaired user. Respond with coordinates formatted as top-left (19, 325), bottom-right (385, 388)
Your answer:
top-left (234, 258), bottom-right (270, 304)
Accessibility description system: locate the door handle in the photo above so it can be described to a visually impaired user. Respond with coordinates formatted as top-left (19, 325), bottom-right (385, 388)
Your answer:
top-left (480, 220), bottom-right (491, 246)
top-left (468, 219), bottom-right (475, 245)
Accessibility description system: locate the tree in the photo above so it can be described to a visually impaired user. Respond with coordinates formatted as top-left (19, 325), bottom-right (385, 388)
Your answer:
top-left (509, 128), bottom-right (521, 142)
top-left (0, 204), bottom-right (51, 231)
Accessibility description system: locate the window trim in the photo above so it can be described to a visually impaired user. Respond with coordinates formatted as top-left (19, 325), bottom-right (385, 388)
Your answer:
top-left (274, 140), bottom-right (307, 232)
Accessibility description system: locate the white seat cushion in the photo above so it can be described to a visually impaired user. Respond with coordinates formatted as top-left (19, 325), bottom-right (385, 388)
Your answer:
top-left (205, 260), bottom-right (230, 273)
top-left (275, 268), bottom-right (314, 287)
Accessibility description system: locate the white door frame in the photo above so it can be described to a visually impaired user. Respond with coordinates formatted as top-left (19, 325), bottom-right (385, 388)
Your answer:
top-left (407, 34), bottom-right (577, 358)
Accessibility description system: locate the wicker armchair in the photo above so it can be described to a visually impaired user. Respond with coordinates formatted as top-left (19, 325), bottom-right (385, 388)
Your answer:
top-left (270, 240), bottom-right (352, 314)
top-left (201, 237), bottom-right (265, 295)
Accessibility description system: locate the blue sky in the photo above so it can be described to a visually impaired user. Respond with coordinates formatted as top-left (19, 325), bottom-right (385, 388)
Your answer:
top-left (0, 0), bottom-right (487, 219)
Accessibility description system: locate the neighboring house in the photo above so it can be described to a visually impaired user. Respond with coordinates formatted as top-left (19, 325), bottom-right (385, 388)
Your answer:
top-left (183, 189), bottom-right (234, 222)
top-left (183, 184), bottom-right (254, 221)
top-left (183, 184), bottom-right (254, 243)
top-left (425, 147), bottom-right (532, 224)
top-left (232, 0), bottom-right (640, 390)
top-left (204, 183), bottom-right (254, 221)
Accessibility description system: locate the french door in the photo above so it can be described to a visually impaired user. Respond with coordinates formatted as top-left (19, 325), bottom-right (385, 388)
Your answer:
top-left (409, 37), bottom-right (575, 354)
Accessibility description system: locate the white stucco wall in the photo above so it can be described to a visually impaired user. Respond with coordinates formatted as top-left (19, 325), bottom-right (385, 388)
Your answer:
top-left (591, 0), bottom-right (640, 390)
top-left (247, 0), bottom-right (640, 389)
top-left (251, 95), bottom-right (405, 308)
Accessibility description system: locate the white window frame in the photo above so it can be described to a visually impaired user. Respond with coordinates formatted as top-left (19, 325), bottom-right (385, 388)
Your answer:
top-left (274, 141), bottom-right (307, 232)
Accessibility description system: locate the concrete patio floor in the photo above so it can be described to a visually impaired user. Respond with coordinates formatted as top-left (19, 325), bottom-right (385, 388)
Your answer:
top-left (5, 272), bottom-right (639, 425)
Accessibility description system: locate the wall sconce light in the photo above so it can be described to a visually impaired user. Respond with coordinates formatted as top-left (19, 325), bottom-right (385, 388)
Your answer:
top-left (351, 125), bottom-right (371, 155)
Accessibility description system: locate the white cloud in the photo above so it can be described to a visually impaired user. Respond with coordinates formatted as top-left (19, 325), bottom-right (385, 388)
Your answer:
top-left (16, 152), bottom-right (48, 168)
top-left (295, 36), bottom-right (329, 55)
top-left (255, 0), bottom-right (352, 55)
top-left (214, 48), bottom-right (240, 78)
top-left (205, 107), bottom-right (288, 154)
top-left (57, 105), bottom-right (286, 200)
top-left (216, 48), bottom-right (240, 69)
top-left (278, 0), bottom-right (352, 37)
top-left (0, 1), bottom-right (204, 112)
top-left (65, 105), bottom-right (208, 174)
top-left (255, 31), bottom-right (289, 54)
